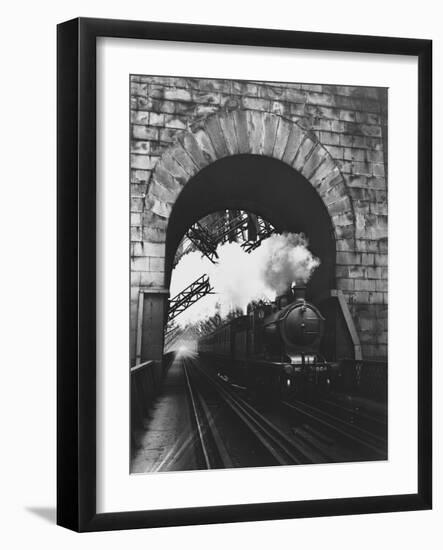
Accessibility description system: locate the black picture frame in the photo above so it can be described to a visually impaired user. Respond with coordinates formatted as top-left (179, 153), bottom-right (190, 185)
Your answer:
top-left (57, 17), bottom-right (432, 532)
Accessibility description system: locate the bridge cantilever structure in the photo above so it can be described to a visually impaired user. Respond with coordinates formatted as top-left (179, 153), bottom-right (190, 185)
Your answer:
top-left (167, 274), bottom-right (214, 324)
top-left (175, 211), bottom-right (276, 266)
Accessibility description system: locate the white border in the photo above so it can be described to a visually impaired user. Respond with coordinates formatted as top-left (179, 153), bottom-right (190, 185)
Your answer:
top-left (97, 38), bottom-right (418, 513)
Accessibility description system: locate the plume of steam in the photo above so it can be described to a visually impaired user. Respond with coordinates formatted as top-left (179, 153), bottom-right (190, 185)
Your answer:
top-left (169, 232), bottom-right (320, 328)
top-left (260, 232), bottom-right (321, 295)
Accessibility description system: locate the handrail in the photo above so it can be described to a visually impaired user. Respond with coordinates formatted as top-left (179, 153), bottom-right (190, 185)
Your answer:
top-left (130, 360), bottom-right (156, 374)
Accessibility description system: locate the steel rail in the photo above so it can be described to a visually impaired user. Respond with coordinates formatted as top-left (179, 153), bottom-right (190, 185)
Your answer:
top-left (282, 399), bottom-right (386, 457)
top-left (191, 360), bottom-right (324, 465)
top-left (183, 362), bottom-right (211, 469)
top-left (306, 395), bottom-right (387, 429)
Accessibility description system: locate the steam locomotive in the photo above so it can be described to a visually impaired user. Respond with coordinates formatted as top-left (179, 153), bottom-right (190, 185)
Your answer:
top-left (197, 286), bottom-right (338, 396)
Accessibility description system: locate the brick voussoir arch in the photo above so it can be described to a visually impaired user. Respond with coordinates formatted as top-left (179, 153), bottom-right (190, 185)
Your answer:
top-left (146, 109), bottom-right (356, 243)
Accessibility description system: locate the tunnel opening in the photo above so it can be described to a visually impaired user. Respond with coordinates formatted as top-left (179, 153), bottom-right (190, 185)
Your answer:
top-left (165, 154), bottom-right (336, 303)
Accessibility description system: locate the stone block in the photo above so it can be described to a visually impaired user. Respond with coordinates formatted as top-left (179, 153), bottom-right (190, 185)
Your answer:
top-left (131, 169), bottom-right (150, 184)
top-left (131, 226), bottom-right (142, 242)
top-left (160, 151), bottom-right (192, 185)
top-left (131, 140), bottom-right (150, 155)
top-left (131, 271), bottom-right (141, 286)
top-left (150, 197), bottom-right (172, 218)
top-left (374, 253), bottom-right (388, 266)
top-left (368, 292), bottom-right (384, 304)
top-left (131, 256), bottom-right (150, 272)
top-left (163, 88), bottom-right (192, 102)
top-left (205, 116), bottom-right (229, 158)
top-left (301, 84), bottom-right (323, 92)
top-left (301, 145), bottom-right (327, 180)
top-left (149, 113), bottom-right (165, 126)
top-left (337, 278), bottom-right (355, 291)
top-left (324, 195), bottom-right (354, 218)
top-left (361, 124), bottom-right (382, 137)
top-left (142, 226), bottom-right (166, 243)
top-left (305, 104), bottom-right (340, 120)
top-left (132, 125), bottom-right (159, 140)
top-left (232, 110), bottom-right (250, 154)
top-left (292, 135), bottom-right (317, 171)
top-left (131, 111), bottom-right (150, 125)
top-left (354, 279), bottom-right (376, 291)
top-left (262, 113), bottom-right (280, 156)
top-left (270, 101), bottom-right (289, 117)
top-left (153, 164), bottom-right (182, 195)
top-left (159, 128), bottom-right (179, 143)
top-left (248, 111), bottom-right (265, 154)
top-left (157, 100), bottom-right (175, 114)
top-left (272, 119), bottom-right (292, 159)
top-left (339, 134), bottom-right (355, 148)
top-left (179, 132), bottom-right (208, 170)
top-left (306, 92), bottom-right (336, 107)
top-left (337, 251), bottom-right (360, 265)
top-left (259, 86), bottom-right (285, 100)
top-left (331, 120), bottom-right (345, 133)
top-left (131, 183), bottom-right (147, 197)
top-left (351, 135), bottom-right (368, 148)
top-left (348, 266), bottom-right (366, 279)
top-left (149, 179), bottom-right (179, 204)
top-left (131, 213), bottom-right (141, 227)
top-left (168, 145), bottom-right (198, 177)
top-left (149, 257), bottom-right (165, 272)
top-left (174, 101), bottom-right (196, 115)
top-left (324, 145), bottom-right (344, 160)
top-left (343, 147), bottom-right (365, 161)
top-left (164, 116), bottom-right (187, 130)
top-left (339, 110), bottom-right (357, 122)
top-left (131, 154), bottom-right (155, 170)
top-left (309, 156), bottom-right (340, 191)
top-left (219, 113), bottom-right (239, 155)
top-left (141, 242), bottom-right (166, 258)
top-left (376, 279), bottom-right (388, 291)
top-left (320, 131), bottom-right (340, 146)
top-left (131, 242), bottom-right (144, 257)
top-left (332, 211), bottom-right (354, 229)
top-left (192, 127), bottom-right (218, 163)
top-left (191, 90), bottom-right (221, 104)
top-left (361, 253), bottom-right (375, 266)
top-left (372, 163), bottom-right (385, 177)
top-left (366, 149), bottom-right (384, 163)
top-left (140, 271), bottom-right (165, 287)
top-left (352, 161), bottom-right (372, 176)
top-left (131, 197), bottom-right (144, 213)
top-left (284, 88), bottom-right (307, 103)
top-left (130, 82), bottom-right (148, 96)
top-left (289, 103), bottom-right (306, 117)
top-left (243, 96), bottom-right (270, 111)
top-left (336, 239), bottom-right (355, 252)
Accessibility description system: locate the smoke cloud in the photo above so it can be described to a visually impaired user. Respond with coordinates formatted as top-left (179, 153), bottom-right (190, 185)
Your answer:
top-left (260, 232), bottom-right (321, 295)
top-left (169, 232), bottom-right (320, 329)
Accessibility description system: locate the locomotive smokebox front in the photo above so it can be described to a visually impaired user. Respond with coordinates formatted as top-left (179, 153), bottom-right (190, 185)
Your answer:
top-left (263, 285), bottom-right (325, 361)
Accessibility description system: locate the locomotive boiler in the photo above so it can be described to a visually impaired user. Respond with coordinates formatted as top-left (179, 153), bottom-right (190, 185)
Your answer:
top-left (198, 286), bottom-right (336, 396)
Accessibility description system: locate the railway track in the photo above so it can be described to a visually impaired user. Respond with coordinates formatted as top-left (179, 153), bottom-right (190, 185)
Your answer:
top-left (183, 357), bottom-right (357, 468)
top-left (181, 355), bottom-right (387, 469)
top-left (281, 399), bottom-right (387, 459)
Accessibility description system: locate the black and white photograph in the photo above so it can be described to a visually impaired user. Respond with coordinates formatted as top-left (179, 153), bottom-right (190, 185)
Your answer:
top-left (129, 75), bottom-right (389, 474)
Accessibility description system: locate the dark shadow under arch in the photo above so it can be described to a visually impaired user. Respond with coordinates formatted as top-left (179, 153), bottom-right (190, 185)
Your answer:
top-left (165, 155), bottom-right (336, 301)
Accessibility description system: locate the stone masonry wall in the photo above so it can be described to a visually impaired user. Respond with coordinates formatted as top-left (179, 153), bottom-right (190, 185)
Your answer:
top-left (130, 75), bottom-right (388, 362)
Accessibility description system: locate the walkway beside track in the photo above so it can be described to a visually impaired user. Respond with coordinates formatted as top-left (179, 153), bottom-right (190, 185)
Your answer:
top-left (131, 354), bottom-right (199, 473)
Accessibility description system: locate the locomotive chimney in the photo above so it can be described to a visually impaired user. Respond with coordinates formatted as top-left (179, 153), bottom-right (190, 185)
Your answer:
top-left (293, 284), bottom-right (306, 301)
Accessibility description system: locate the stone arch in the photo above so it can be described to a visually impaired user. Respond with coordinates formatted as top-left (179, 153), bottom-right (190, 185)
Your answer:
top-left (133, 109), bottom-right (357, 364)
top-left (145, 109), bottom-right (355, 252)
